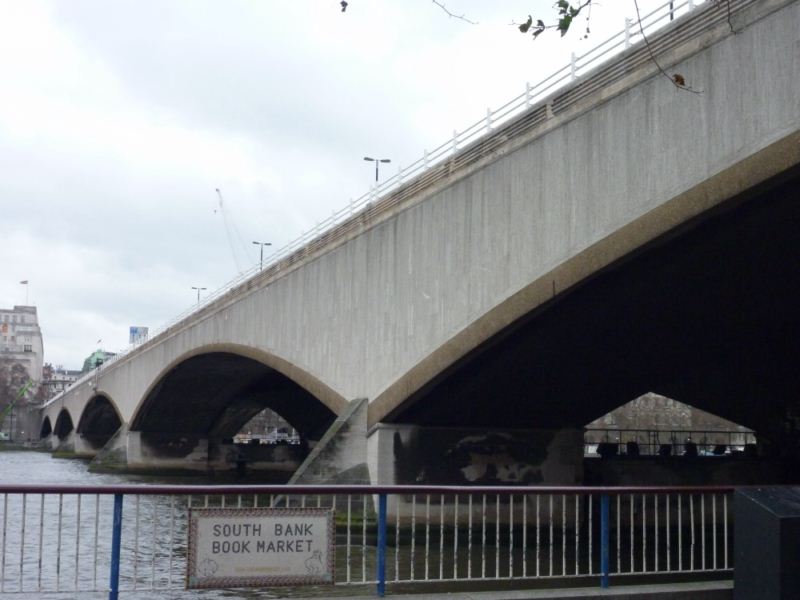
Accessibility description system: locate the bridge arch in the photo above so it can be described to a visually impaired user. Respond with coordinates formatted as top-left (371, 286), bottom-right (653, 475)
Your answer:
top-left (40, 416), bottom-right (52, 439)
top-left (53, 409), bottom-right (74, 441)
top-left (129, 344), bottom-right (346, 442)
top-left (372, 163), bottom-right (800, 442)
top-left (76, 394), bottom-right (123, 450)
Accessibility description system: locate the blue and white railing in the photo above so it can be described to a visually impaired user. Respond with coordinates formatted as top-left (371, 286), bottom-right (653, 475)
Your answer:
top-left (0, 483), bottom-right (734, 597)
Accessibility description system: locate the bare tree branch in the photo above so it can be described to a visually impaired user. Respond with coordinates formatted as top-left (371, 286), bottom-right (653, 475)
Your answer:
top-left (431, 0), bottom-right (478, 25)
top-left (722, 0), bottom-right (736, 33)
top-left (632, 0), bottom-right (703, 94)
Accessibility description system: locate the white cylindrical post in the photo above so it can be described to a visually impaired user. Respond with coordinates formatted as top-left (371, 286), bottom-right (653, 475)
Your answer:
top-left (570, 52), bottom-right (577, 80)
top-left (624, 17), bottom-right (632, 48)
top-left (526, 82), bottom-right (532, 107)
top-left (452, 130), bottom-right (458, 154)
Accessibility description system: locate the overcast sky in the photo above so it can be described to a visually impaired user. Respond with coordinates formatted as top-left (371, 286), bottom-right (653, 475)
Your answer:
top-left (1, 0), bottom-right (674, 370)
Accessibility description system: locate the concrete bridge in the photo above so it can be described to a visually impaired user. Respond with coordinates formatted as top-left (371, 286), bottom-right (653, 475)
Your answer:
top-left (41, 0), bottom-right (800, 486)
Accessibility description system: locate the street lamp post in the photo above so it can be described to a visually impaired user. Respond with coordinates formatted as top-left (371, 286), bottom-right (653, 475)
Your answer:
top-left (252, 241), bottom-right (272, 270)
top-left (363, 156), bottom-right (391, 182)
top-left (191, 286), bottom-right (207, 303)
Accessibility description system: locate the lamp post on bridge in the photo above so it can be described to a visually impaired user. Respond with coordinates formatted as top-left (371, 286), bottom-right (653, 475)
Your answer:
top-left (363, 156), bottom-right (391, 182)
top-left (252, 241), bottom-right (272, 270)
top-left (191, 286), bottom-right (207, 303)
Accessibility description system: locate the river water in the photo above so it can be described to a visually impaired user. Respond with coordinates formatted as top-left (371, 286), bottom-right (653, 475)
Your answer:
top-left (0, 450), bottom-right (375, 599)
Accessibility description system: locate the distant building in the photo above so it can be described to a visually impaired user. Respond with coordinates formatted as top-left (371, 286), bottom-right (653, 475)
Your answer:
top-left (40, 364), bottom-right (82, 399)
top-left (0, 305), bottom-right (44, 440)
top-left (0, 305), bottom-right (44, 383)
top-left (81, 349), bottom-right (116, 373)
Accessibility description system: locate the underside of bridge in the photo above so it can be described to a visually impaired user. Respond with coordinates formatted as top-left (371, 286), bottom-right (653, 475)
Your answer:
top-left (76, 395), bottom-right (122, 450)
top-left (131, 352), bottom-right (335, 439)
top-left (53, 409), bottom-right (74, 441)
top-left (39, 416), bottom-right (52, 439)
top-left (119, 352), bottom-right (337, 477)
top-left (387, 167), bottom-right (800, 463)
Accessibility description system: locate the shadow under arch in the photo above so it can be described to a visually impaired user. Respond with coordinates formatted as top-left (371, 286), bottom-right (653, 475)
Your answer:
top-left (40, 416), bottom-right (52, 439)
top-left (129, 344), bottom-right (345, 441)
top-left (371, 159), bottom-right (800, 439)
top-left (76, 394), bottom-right (123, 450)
top-left (53, 409), bottom-right (74, 441)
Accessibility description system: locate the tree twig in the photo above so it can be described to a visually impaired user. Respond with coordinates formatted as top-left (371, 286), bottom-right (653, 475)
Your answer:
top-left (632, 0), bottom-right (702, 94)
top-left (724, 0), bottom-right (736, 33)
top-left (431, 0), bottom-right (478, 24)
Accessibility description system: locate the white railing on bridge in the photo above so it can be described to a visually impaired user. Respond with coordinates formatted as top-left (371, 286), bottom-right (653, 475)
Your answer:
top-left (46, 0), bottom-right (731, 407)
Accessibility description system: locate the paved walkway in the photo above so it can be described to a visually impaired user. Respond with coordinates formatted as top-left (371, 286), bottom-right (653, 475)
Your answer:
top-left (349, 581), bottom-right (733, 600)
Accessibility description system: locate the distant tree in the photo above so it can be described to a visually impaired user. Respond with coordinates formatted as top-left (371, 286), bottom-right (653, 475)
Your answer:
top-left (0, 359), bottom-right (32, 429)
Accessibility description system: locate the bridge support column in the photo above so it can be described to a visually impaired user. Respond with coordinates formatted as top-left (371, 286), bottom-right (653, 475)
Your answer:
top-left (126, 430), bottom-right (212, 473)
top-left (50, 431), bottom-right (98, 458)
top-left (288, 398), bottom-right (370, 484)
top-left (89, 426), bottom-right (306, 477)
top-left (367, 424), bottom-right (584, 486)
top-left (88, 427), bottom-right (211, 474)
top-left (367, 424), bottom-right (584, 522)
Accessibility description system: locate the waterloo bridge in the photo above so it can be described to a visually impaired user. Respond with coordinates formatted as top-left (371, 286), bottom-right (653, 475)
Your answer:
top-left (40, 0), bottom-right (800, 488)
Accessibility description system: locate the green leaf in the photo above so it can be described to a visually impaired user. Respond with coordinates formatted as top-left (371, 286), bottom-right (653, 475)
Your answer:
top-left (558, 14), bottom-right (573, 36)
top-left (519, 15), bottom-right (533, 33)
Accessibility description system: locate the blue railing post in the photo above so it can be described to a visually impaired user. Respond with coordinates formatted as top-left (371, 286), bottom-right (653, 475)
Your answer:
top-left (109, 493), bottom-right (124, 600)
top-left (376, 493), bottom-right (387, 597)
top-left (600, 493), bottom-right (610, 589)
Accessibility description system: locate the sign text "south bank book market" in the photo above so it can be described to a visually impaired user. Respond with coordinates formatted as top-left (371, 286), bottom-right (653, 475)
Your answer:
top-left (187, 507), bottom-right (335, 589)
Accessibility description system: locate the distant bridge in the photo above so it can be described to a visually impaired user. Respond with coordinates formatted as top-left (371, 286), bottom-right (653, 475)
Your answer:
top-left (41, 0), bottom-right (800, 485)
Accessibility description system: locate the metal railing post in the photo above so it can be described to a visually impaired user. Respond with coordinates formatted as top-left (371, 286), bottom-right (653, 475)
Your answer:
top-left (109, 494), bottom-right (124, 600)
top-left (624, 17), bottom-right (632, 48)
top-left (376, 494), bottom-right (387, 597)
top-left (600, 494), bottom-right (610, 589)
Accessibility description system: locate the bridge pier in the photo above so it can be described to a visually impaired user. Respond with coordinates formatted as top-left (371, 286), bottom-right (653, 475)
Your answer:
top-left (49, 430), bottom-right (99, 458)
top-left (88, 426), bottom-right (306, 478)
top-left (367, 424), bottom-right (584, 486)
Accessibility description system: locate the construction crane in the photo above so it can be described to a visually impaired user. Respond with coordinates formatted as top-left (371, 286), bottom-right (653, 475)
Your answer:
top-left (214, 188), bottom-right (252, 274)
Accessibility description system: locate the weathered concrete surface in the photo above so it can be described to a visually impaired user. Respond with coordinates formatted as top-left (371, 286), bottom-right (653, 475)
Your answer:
top-left (289, 398), bottom-right (369, 485)
top-left (368, 425), bottom-right (583, 486)
top-left (40, 0), bottom-right (800, 478)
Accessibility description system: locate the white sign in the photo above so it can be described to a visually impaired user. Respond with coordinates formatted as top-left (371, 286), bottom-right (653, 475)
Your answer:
top-left (187, 507), bottom-right (335, 589)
